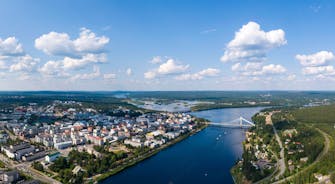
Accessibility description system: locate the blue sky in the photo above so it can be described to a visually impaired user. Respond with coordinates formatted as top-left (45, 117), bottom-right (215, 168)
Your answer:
top-left (0, 0), bottom-right (335, 90)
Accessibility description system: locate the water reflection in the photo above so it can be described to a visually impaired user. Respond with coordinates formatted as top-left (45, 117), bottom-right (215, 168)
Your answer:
top-left (102, 107), bottom-right (264, 184)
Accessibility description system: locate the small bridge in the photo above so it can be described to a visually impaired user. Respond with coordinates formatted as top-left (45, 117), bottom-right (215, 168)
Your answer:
top-left (208, 116), bottom-right (255, 128)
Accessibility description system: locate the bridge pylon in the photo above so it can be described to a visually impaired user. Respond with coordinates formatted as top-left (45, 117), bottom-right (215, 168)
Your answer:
top-left (208, 116), bottom-right (255, 128)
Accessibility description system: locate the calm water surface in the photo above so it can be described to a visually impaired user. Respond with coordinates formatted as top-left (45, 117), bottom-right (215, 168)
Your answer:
top-left (101, 107), bottom-right (264, 184)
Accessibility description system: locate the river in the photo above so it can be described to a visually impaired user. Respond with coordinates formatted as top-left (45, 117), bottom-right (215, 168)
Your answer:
top-left (101, 107), bottom-right (264, 184)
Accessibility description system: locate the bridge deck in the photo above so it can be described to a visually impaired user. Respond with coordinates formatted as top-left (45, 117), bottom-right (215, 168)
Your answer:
top-left (208, 122), bottom-right (253, 128)
top-left (207, 116), bottom-right (255, 128)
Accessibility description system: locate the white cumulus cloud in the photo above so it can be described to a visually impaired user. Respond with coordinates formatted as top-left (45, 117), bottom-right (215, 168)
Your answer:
top-left (38, 60), bottom-right (65, 76)
top-left (297, 51), bottom-right (335, 77)
top-left (287, 74), bottom-right (296, 81)
top-left (0, 37), bottom-right (40, 80)
top-left (144, 71), bottom-right (157, 80)
top-left (262, 64), bottom-right (287, 74)
top-left (70, 66), bottom-right (101, 81)
top-left (150, 56), bottom-right (163, 64)
top-left (175, 68), bottom-right (220, 80)
top-left (0, 37), bottom-right (24, 56)
top-left (232, 62), bottom-right (286, 76)
top-left (35, 32), bottom-right (74, 56)
top-left (62, 53), bottom-right (107, 70)
top-left (39, 53), bottom-right (106, 76)
top-left (296, 51), bottom-right (334, 67)
top-left (145, 59), bottom-right (189, 79)
top-left (157, 59), bottom-right (189, 74)
top-left (302, 65), bottom-right (335, 75)
top-left (35, 28), bottom-right (109, 57)
top-left (9, 55), bottom-right (39, 73)
top-left (221, 21), bottom-right (286, 63)
top-left (74, 28), bottom-right (109, 54)
top-left (36, 28), bottom-right (110, 77)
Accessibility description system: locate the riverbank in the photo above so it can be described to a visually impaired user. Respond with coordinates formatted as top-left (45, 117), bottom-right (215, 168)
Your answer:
top-left (191, 104), bottom-right (273, 112)
top-left (95, 123), bottom-right (208, 183)
top-left (230, 111), bottom-right (277, 184)
top-left (104, 107), bottom-right (264, 184)
top-left (231, 107), bottom-right (333, 184)
top-left (231, 161), bottom-right (250, 184)
top-left (126, 97), bottom-right (274, 113)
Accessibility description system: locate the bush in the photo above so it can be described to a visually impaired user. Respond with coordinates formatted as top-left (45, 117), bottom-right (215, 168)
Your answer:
top-left (32, 161), bottom-right (44, 172)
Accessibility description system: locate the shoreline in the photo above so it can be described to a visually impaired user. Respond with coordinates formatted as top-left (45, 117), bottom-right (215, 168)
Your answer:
top-left (127, 98), bottom-right (274, 113)
top-left (190, 104), bottom-right (273, 112)
top-left (95, 123), bottom-right (208, 183)
top-left (94, 106), bottom-right (264, 183)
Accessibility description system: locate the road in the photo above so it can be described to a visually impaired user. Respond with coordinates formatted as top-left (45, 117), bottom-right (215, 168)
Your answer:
top-left (254, 150), bottom-right (278, 184)
top-left (253, 112), bottom-right (285, 184)
top-left (272, 127), bottom-right (330, 184)
top-left (265, 112), bottom-right (273, 125)
top-left (0, 153), bottom-right (61, 184)
top-left (266, 112), bottom-right (286, 180)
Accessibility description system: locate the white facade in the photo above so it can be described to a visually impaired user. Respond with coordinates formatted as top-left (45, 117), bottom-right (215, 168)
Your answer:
top-left (54, 141), bottom-right (72, 150)
top-left (45, 152), bottom-right (60, 162)
top-left (2, 148), bottom-right (15, 159)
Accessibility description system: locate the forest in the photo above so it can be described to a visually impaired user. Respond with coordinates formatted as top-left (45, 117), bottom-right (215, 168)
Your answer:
top-left (49, 147), bottom-right (127, 184)
top-left (2, 91), bottom-right (335, 112)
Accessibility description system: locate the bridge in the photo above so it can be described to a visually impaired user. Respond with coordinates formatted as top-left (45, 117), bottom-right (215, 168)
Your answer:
top-left (208, 116), bottom-right (255, 128)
